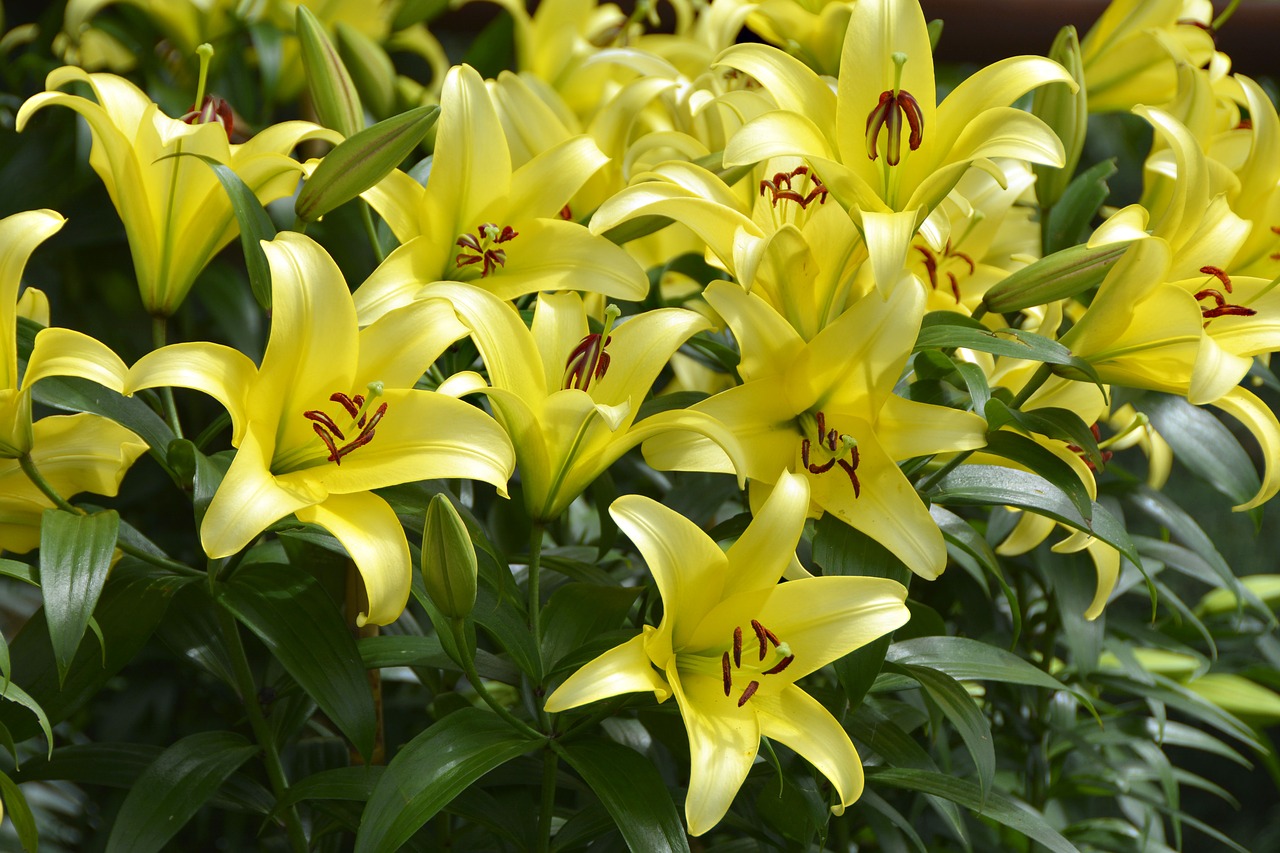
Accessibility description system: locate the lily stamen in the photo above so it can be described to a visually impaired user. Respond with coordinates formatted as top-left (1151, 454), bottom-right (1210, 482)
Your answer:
top-left (733, 626), bottom-right (743, 668)
top-left (759, 166), bottom-right (829, 209)
top-left (722, 651), bottom-right (732, 696)
top-left (865, 52), bottom-right (924, 166)
top-left (737, 681), bottom-right (760, 707)
top-left (304, 383), bottom-right (389, 465)
top-left (455, 223), bottom-right (519, 278)
top-left (564, 304), bottom-right (622, 391)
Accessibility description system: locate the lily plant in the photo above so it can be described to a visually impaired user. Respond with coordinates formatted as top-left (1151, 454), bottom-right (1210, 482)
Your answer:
top-left (545, 470), bottom-right (910, 835)
top-left (26, 233), bottom-right (515, 625)
top-left (427, 282), bottom-right (746, 522)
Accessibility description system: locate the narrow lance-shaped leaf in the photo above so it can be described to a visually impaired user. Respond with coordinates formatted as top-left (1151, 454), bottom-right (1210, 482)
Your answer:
top-left (0, 769), bottom-right (38, 851)
top-left (218, 562), bottom-right (377, 759)
top-left (355, 707), bottom-right (537, 852)
top-left (160, 153), bottom-right (278, 311)
top-left (558, 739), bottom-right (691, 852)
top-left (889, 662), bottom-right (995, 800)
top-left (295, 105), bottom-right (440, 222)
top-left (39, 508), bottom-right (119, 686)
top-left (104, 731), bottom-right (257, 853)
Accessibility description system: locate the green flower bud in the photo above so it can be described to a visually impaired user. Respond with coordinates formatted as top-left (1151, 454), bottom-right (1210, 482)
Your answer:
top-left (297, 6), bottom-right (365, 138)
top-left (1033, 26), bottom-right (1087, 210)
top-left (421, 493), bottom-right (478, 619)
top-left (336, 23), bottom-right (396, 120)
top-left (981, 240), bottom-right (1130, 315)
top-left (295, 103), bottom-right (438, 223)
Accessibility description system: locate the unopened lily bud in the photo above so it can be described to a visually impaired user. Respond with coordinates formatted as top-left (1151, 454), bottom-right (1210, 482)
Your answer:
top-left (421, 493), bottom-right (478, 619)
top-left (1033, 26), bottom-right (1087, 209)
top-left (336, 23), bottom-right (396, 120)
top-left (981, 240), bottom-right (1130, 315)
top-left (295, 104), bottom-right (438, 222)
top-left (297, 6), bottom-right (364, 138)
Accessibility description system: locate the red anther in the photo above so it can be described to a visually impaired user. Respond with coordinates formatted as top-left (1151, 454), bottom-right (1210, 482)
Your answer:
top-left (722, 651), bottom-right (732, 696)
top-left (761, 625), bottom-right (781, 647)
top-left (915, 246), bottom-right (939, 289)
top-left (737, 680), bottom-right (760, 707)
top-left (304, 409), bottom-right (345, 439)
top-left (949, 243), bottom-right (977, 275)
top-left (866, 89), bottom-right (924, 165)
top-left (1177, 17), bottom-right (1216, 36)
top-left (312, 423), bottom-right (339, 459)
top-left (1270, 226), bottom-right (1280, 235)
top-left (808, 458), bottom-right (837, 475)
top-left (838, 452), bottom-right (861, 497)
top-left (558, 204), bottom-right (573, 221)
top-left (825, 428), bottom-right (838, 452)
top-left (1196, 287), bottom-right (1256, 320)
top-left (751, 620), bottom-right (768, 660)
top-left (1237, 119), bottom-right (1253, 130)
top-left (733, 627), bottom-right (743, 668)
top-left (763, 655), bottom-right (794, 676)
top-left (947, 271), bottom-right (962, 304)
top-left (563, 333), bottom-right (613, 391)
top-left (455, 223), bottom-right (518, 277)
top-left (759, 167), bottom-right (829, 209)
top-left (815, 411), bottom-right (826, 437)
top-left (1200, 265), bottom-right (1233, 293)
top-left (330, 392), bottom-right (361, 418)
top-left (182, 95), bottom-right (234, 140)
top-left (801, 438), bottom-right (812, 469)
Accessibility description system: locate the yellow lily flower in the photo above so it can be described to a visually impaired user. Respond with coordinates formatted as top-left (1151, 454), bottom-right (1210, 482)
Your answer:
top-left (545, 471), bottom-right (910, 835)
top-left (716, 0), bottom-right (1071, 293)
top-left (1080, 0), bottom-right (1221, 113)
top-left (745, 0), bottom-right (853, 75)
top-left (0, 414), bottom-right (147, 555)
top-left (0, 209), bottom-right (65, 458)
top-left (354, 64), bottom-right (648, 324)
top-left (426, 282), bottom-right (745, 521)
top-left (645, 281), bottom-right (987, 579)
top-left (16, 67), bottom-right (337, 316)
top-left (27, 233), bottom-right (515, 625)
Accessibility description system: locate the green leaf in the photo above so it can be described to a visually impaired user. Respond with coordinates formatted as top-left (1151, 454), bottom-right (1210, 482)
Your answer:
top-left (165, 152), bottom-right (277, 311)
top-left (914, 314), bottom-right (1102, 388)
top-left (0, 558), bottom-right (36, 585)
top-left (867, 767), bottom-right (1078, 853)
top-left (359, 634), bottom-right (518, 683)
top-left (0, 562), bottom-right (186, 741)
top-left (218, 562), bottom-right (376, 759)
top-left (930, 506), bottom-right (1021, 644)
top-left (541, 583), bottom-right (641, 671)
top-left (927, 465), bottom-right (1139, 568)
top-left (1044, 159), bottom-right (1118, 254)
top-left (557, 738), bottom-right (691, 852)
top-left (812, 515), bottom-right (908, 708)
top-left (0, 680), bottom-right (52, 759)
top-left (984, 399), bottom-right (1103, 468)
top-left (0, 769), bottom-right (38, 851)
top-left (355, 707), bottom-right (537, 852)
top-left (39, 508), bottom-right (119, 685)
top-left (461, 9), bottom-right (515, 79)
top-left (155, 584), bottom-right (237, 688)
top-left (274, 765), bottom-right (385, 812)
top-left (886, 637), bottom-right (1081, 696)
top-left (980, 430), bottom-right (1093, 521)
top-left (1137, 393), bottom-right (1262, 514)
top-left (105, 731), bottom-right (257, 853)
top-left (891, 662), bottom-right (995, 799)
top-left (296, 105), bottom-right (439, 222)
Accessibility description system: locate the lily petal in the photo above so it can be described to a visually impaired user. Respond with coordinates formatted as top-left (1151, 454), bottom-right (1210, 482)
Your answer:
top-left (544, 629), bottom-right (672, 712)
top-left (755, 684), bottom-right (865, 813)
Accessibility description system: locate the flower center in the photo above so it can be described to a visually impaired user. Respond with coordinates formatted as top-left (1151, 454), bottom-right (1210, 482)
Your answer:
top-left (1195, 265), bottom-right (1256, 322)
top-left (798, 411), bottom-right (861, 496)
top-left (865, 53), bottom-right (923, 167)
top-left (563, 304), bottom-right (621, 392)
top-left (303, 382), bottom-right (386, 466)
top-left (759, 166), bottom-right (828, 210)
top-left (720, 619), bottom-right (795, 707)
top-left (454, 223), bottom-right (519, 279)
top-left (182, 95), bottom-right (234, 140)
top-left (913, 240), bottom-right (976, 304)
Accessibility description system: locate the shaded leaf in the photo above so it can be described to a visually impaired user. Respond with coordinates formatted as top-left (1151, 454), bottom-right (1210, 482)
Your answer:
top-left (39, 508), bottom-right (119, 685)
top-left (558, 738), bottom-right (690, 852)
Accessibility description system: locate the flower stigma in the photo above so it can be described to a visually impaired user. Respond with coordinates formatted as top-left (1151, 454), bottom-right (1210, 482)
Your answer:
top-left (180, 43), bottom-right (233, 139)
top-left (865, 52), bottom-right (924, 166)
top-left (455, 223), bottom-right (519, 279)
top-left (563, 304), bottom-right (622, 392)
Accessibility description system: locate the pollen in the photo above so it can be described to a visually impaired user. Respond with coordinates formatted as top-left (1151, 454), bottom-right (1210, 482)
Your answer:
top-left (304, 386), bottom-right (387, 465)
top-left (455, 223), bottom-right (519, 278)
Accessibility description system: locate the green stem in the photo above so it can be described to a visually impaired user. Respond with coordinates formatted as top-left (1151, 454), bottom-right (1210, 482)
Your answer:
top-left (215, 605), bottom-right (309, 852)
top-left (537, 746), bottom-right (559, 853)
top-left (969, 304), bottom-right (988, 323)
top-left (528, 523), bottom-right (546, 662)
top-left (359, 201), bottom-right (386, 264)
top-left (1010, 362), bottom-right (1054, 409)
top-left (151, 317), bottom-right (184, 438)
top-left (449, 618), bottom-right (543, 740)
